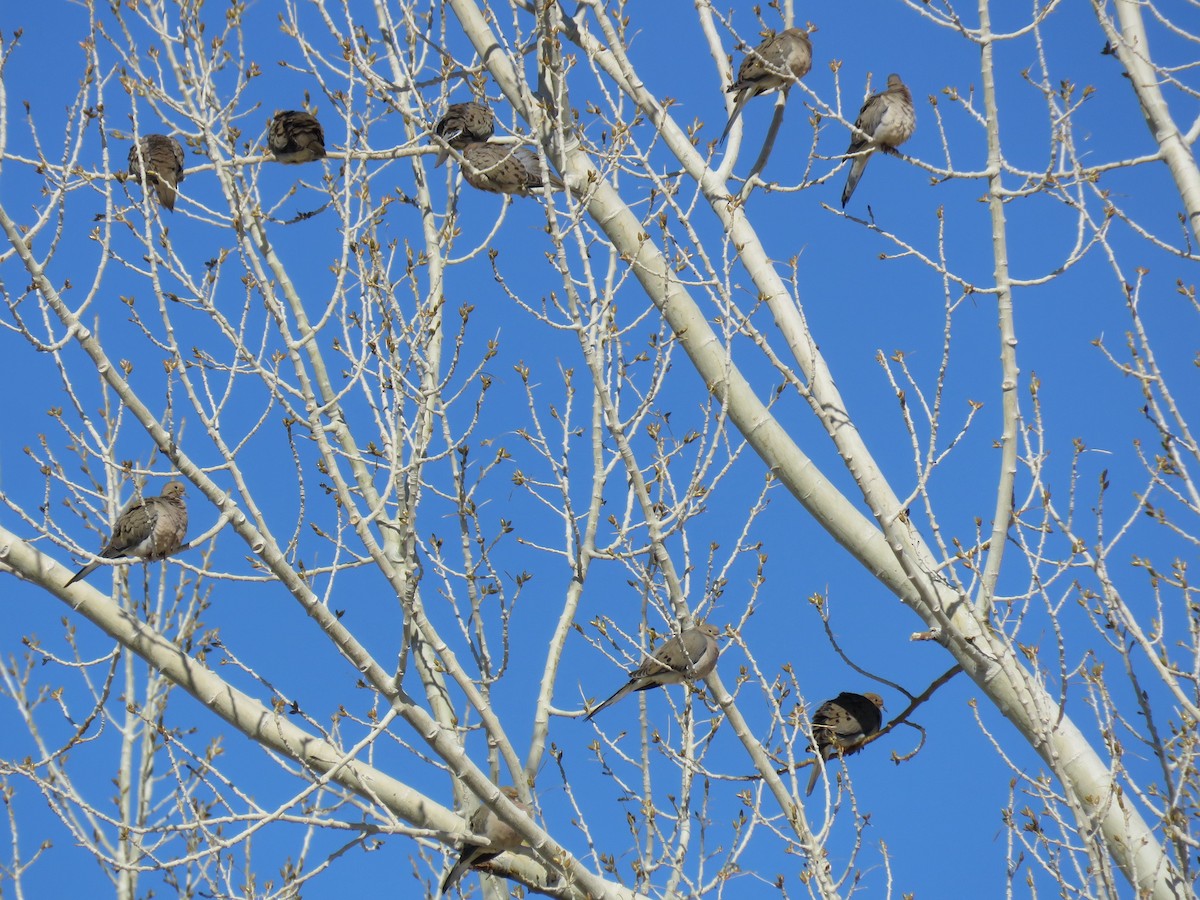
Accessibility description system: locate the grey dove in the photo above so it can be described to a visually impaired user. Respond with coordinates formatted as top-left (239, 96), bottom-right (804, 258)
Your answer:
top-left (805, 691), bottom-right (885, 796)
top-left (841, 73), bottom-right (916, 207)
top-left (585, 622), bottom-right (720, 719)
top-left (719, 27), bottom-right (812, 144)
top-left (268, 110), bottom-right (326, 164)
top-left (434, 102), bottom-right (495, 167)
top-left (459, 142), bottom-right (565, 196)
top-left (127, 134), bottom-right (186, 212)
top-left (439, 786), bottom-right (531, 896)
top-left (65, 482), bottom-right (188, 587)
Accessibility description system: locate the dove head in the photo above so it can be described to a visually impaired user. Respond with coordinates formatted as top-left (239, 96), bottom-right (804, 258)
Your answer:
top-left (886, 74), bottom-right (905, 90)
top-left (696, 622), bottom-right (720, 637)
top-left (491, 786), bottom-right (534, 820)
top-left (863, 692), bottom-right (885, 711)
top-left (162, 482), bottom-right (186, 499)
top-left (782, 27), bottom-right (813, 48)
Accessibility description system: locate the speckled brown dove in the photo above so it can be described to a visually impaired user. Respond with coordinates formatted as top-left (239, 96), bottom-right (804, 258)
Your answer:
top-left (841, 73), bottom-right (916, 207)
top-left (127, 135), bottom-right (186, 212)
top-left (458, 142), bottom-right (565, 196)
top-left (64, 482), bottom-right (188, 587)
top-left (719, 27), bottom-right (813, 144)
top-left (434, 102), bottom-right (495, 167)
top-left (585, 622), bottom-right (720, 719)
top-left (268, 110), bottom-right (326, 164)
top-left (805, 691), bottom-right (885, 796)
top-left (439, 786), bottom-right (531, 896)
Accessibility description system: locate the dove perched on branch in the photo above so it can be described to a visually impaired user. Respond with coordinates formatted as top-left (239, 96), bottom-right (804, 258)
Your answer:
top-left (805, 691), bottom-right (885, 796)
top-left (434, 102), bottom-right (495, 167)
top-left (458, 142), bottom-right (565, 196)
top-left (65, 482), bottom-right (189, 587)
top-left (840, 73), bottom-right (916, 207)
top-left (585, 622), bottom-right (720, 719)
top-left (268, 110), bottom-right (326, 164)
top-left (127, 135), bottom-right (186, 212)
top-left (439, 786), bottom-right (531, 897)
top-left (719, 27), bottom-right (813, 144)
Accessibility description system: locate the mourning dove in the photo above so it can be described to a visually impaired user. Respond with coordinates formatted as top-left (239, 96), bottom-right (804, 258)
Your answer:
top-left (719, 27), bottom-right (813, 144)
top-left (805, 691), bottom-right (885, 796)
top-left (434, 102), bottom-right (495, 167)
top-left (439, 786), bottom-right (531, 896)
top-left (585, 622), bottom-right (720, 719)
top-left (840, 73), bottom-right (916, 207)
top-left (64, 482), bottom-right (188, 587)
top-left (127, 134), bottom-right (186, 212)
top-left (458, 142), bottom-right (565, 196)
top-left (268, 110), bottom-right (326, 164)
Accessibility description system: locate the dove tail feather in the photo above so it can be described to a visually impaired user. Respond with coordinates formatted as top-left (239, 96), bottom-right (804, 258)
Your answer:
top-left (439, 861), bottom-right (465, 896)
top-left (154, 178), bottom-right (177, 212)
top-left (64, 560), bottom-right (99, 588)
top-left (718, 90), bottom-right (752, 145)
top-left (805, 756), bottom-right (824, 797)
top-left (440, 849), bottom-right (499, 897)
top-left (439, 854), bottom-right (470, 897)
top-left (585, 681), bottom-right (636, 720)
top-left (841, 154), bottom-right (870, 208)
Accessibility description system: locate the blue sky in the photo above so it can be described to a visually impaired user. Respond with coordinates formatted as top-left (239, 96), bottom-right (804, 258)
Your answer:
top-left (1, 1), bottom-right (1196, 898)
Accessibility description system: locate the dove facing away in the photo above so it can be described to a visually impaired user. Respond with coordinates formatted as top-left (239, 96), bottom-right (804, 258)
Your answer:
top-left (585, 622), bottom-right (720, 719)
top-left (127, 135), bottom-right (186, 212)
top-left (434, 102), bottom-right (495, 167)
top-left (719, 27), bottom-right (813, 144)
top-left (805, 691), bottom-right (885, 796)
top-left (65, 482), bottom-right (189, 587)
top-left (440, 786), bottom-right (532, 896)
top-left (459, 142), bottom-right (565, 196)
top-left (841, 73), bottom-right (916, 207)
top-left (268, 110), bottom-right (326, 164)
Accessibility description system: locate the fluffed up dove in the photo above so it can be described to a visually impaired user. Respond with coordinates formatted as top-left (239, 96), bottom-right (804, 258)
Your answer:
top-left (458, 142), bottom-right (565, 196)
top-left (434, 102), bottom-right (495, 167)
top-left (719, 27), bottom-right (813, 144)
top-left (439, 786), bottom-right (532, 897)
top-left (585, 622), bottom-right (720, 719)
top-left (65, 482), bottom-right (189, 587)
top-left (805, 691), bottom-right (885, 796)
top-left (127, 134), bottom-right (186, 212)
top-left (268, 110), bottom-right (326, 164)
top-left (840, 73), bottom-right (916, 207)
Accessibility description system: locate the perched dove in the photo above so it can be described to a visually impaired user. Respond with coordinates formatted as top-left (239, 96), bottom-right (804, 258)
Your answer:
top-left (64, 482), bottom-right (189, 587)
top-left (840, 73), bottom-right (916, 208)
top-left (434, 102), bottom-right (495, 167)
top-left (719, 27), bottom-right (813, 144)
top-left (268, 110), bottom-right (326, 164)
top-left (458, 142), bottom-right (565, 196)
top-left (585, 622), bottom-right (720, 719)
top-left (127, 134), bottom-right (186, 212)
top-left (805, 691), bottom-right (885, 796)
top-left (440, 786), bottom-right (531, 897)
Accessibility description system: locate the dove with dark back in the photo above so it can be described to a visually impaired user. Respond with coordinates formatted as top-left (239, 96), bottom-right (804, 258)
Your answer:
top-left (459, 142), bottom-right (564, 196)
top-left (840, 73), bottom-right (916, 207)
top-left (127, 134), bottom-right (186, 212)
top-left (439, 786), bottom-right (531, 897)
top-left (585, 622), bottom-right (720, 719)
top-left (805, 691), bottom-right (885, 796)
top-left (434, 102), bottom-right (495, 167)
top-left (65, 482), bottom-right (189, 587)
top-left (719, 27), bottom-right (813, 144)
top-left (268, 110), bottom-right (326, 164)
